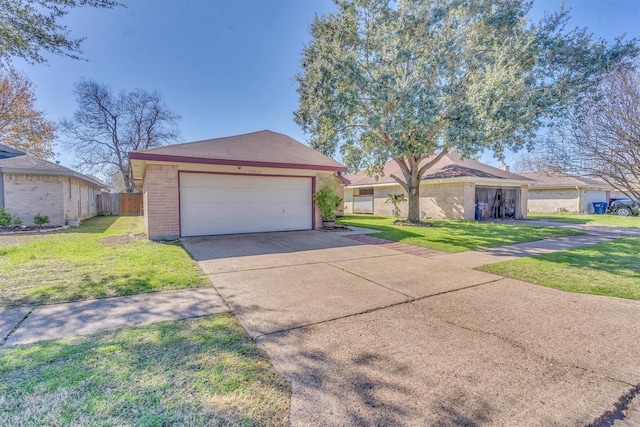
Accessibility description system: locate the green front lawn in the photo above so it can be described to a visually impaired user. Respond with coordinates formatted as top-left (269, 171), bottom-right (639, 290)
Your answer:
top-left (0, 216), bottom-right (209, 309)
top-left (338, 215), bottom-right (583, 253)
top-left (528, 213), bottom-right (640, 227)
top-left (0, 313), bottom-right (290, 426)
top-left (478, 238), bottom-right (640, 300)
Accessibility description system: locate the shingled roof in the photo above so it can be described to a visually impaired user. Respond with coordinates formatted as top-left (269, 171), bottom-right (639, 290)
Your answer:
top-left (519, 171), bottom-right (613, 189)
top-left (129, 130), bottom-right (346, 172)
top-left (0, 144), bottom-right (105, 188)
top-left (345, 154), bottom-right (531, 186)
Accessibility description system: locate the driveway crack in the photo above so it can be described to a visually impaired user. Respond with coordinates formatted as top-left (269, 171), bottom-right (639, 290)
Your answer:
top-left (255, 277), bottom-right (504, 339)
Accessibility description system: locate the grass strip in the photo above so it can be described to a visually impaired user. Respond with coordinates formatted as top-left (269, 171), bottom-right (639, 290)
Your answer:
top-left (0, 313), bottom-right (290, 426)
top-left (338, 215), bottom-right (582, 253)
top-left (478, 238), bottom-right (640, 300)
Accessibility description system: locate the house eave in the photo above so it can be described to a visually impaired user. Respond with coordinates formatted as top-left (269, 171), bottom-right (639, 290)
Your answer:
top-left (128, 152), bottom-right (347, 174)
top-left (528, 184), bottom-right (613, 191)
top-left (0, 167), bottom-right (105, 188)
top-left (346, 176), bottom-right (531, 189)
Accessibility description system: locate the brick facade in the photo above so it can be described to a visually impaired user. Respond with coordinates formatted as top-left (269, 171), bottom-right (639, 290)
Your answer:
top-left (527, 188), bottom-right (609, 214)
top-left (2, 173), bottom-right (99, 226)
top-left (143, 163), bottom-right (180, 240)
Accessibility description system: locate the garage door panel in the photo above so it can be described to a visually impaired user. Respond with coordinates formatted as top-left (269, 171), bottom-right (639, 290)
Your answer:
top-left (180, 173), bottom-right (313, 236)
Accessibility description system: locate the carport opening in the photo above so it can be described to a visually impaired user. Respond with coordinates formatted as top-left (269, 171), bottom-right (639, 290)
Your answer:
top-left (475, 186), bottom-right (520, 220)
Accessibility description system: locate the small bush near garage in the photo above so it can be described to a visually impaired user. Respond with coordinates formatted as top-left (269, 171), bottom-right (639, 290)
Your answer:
top-left (33, 213), bottom-right (50, 226)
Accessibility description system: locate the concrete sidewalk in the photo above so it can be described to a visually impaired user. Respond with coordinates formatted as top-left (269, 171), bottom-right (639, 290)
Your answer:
top-left (0, 286), bottom-right (228, 347)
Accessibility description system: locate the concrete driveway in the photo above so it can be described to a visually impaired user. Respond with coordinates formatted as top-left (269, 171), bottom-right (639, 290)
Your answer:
top-left (183, 230), bottom-right (640, 426)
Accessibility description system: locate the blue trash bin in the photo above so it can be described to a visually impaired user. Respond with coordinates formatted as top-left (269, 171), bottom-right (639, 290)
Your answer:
top-left (592, 202), bottom-right (607, 215)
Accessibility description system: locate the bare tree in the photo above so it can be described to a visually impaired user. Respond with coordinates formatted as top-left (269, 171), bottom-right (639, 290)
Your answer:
top-left (538, 63), bottom-right (640, 200)
top-left (61, 79), bottom-right (180, 192)
top-left (0, 66), bottom-right (56, 157)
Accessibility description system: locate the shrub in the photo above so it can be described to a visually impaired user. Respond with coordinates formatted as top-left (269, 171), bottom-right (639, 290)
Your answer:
top-left (0, 208), bottom-right (12, 226)
top-left (12, 217), bottom-right (23, 226)
top-left (33, 213), bottom-right (50, 226)
top-left (313, 176), bottom-right (342, 222)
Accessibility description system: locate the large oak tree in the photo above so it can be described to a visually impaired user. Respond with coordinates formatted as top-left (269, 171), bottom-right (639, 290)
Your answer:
top-left (61, 79), bottom-right (180, 192)
top-left (295, 0), bottom-right (638, 222)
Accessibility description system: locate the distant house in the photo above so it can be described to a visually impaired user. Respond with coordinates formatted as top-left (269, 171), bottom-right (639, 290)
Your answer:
top-left (520, 171), bottom-right (613, 214)
top-left (343, 154), bottom-right (532, 220)
top-left (0, 144), bottom-right (104, 226)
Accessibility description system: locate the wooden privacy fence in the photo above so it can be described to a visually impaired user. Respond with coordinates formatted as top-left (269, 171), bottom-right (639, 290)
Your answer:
top-left (97, 193), bottom-right (143, 216)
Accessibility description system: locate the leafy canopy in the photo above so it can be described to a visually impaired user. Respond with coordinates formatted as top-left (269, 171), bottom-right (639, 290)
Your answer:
top-left (0, 0), bottom-right (122, 65)
top-left (295, 0), bottom-right (638, 221)
top-left (0, 66), bottom-right (55, 158)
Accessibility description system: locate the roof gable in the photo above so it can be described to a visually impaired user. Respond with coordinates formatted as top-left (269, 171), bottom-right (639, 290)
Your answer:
top-left (129, 130), bottom-right (346, 172)
top-left (345, 154), bottom-right (531, 186)
top-left (0, 149), bottom-right (104, 188)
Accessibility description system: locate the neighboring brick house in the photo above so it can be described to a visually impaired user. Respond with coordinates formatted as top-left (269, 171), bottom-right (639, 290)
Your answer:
top-left (128, 130), bottom-right (347, 240)
top-left (0, 144), bottom-right (104, 226)
top-left (520, 171), bottom-right (613, 214)
top-left (343, 155), bottom-right (532, 220)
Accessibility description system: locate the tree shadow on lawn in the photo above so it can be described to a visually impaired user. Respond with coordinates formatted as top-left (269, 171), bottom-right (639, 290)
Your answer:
top-left (0, 313), bottom-right (291, 426)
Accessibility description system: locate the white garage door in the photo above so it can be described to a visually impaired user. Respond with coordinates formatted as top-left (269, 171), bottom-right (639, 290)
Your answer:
top-left (180, 173), bottom-right (313, 236)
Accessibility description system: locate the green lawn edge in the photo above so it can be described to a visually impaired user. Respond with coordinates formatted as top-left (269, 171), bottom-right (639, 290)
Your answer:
top-left (478, 237), bottom-right (640, 300)
top-left (338, 215), bottom-right (583, 253)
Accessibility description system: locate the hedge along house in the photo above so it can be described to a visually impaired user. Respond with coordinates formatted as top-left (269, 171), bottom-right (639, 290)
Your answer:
top-left (519, 171), bottom-right (613, 214)
top-left (0, 144), bottom-right (104, 226)
top-left (128, 130), bottom-right (347, 240)
top-left (343, 154), bottom-right (532, 220)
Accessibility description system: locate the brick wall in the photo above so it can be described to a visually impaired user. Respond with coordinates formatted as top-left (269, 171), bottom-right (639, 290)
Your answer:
top-left (527, 189), bottom-right (580, 213)
top-left (62, 177), bottom-right (101, 226)
top-left (3, 173), bottom-right (65, 225)
top-left (144, 164), bottom-right (180, 240)
top-left (419, 182), bottom-right (466, 219)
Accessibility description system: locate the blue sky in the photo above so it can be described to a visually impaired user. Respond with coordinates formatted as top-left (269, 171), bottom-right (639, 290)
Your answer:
top-left (14, 0), bottom-right (640, 170)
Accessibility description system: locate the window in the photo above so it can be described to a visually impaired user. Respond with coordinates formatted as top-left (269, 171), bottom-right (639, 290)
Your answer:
top-left (358, 187), bottom-right (374, 195)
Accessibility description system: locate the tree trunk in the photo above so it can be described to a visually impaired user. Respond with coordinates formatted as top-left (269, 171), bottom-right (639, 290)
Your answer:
top-left (406, 174), bottom-right (421, 222)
